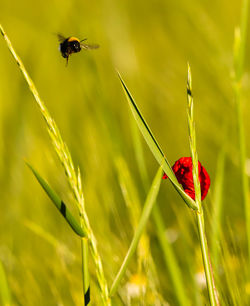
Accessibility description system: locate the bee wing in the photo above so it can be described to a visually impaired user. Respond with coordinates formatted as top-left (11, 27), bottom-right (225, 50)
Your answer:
top-left (80, 42), bottom-right (99, 50)
top-left (57, 33), bottom-right (66, 42)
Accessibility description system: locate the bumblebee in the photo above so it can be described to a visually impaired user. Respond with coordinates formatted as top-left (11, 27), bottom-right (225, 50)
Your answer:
top-left (58, 34), bottom-right (99, 65)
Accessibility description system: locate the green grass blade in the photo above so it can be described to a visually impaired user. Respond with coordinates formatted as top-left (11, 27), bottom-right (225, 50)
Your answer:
top-left (0, 261), bottom-right (11, 306)
top-left (81, 238), bottom-right (90, 305)
top-left (26, 162), bottom-right (85, 237)
top-left (115, 156), bottom-right (164, 302)
top-left (234, 0), bottom-right (249, 81)
top-left (0, 24), bottom-right (110, 304)
top-left (131, 118), bottom-right (190, 305)
top-left (233, 0), bottom-right (250, 272)
top-left (211, 143), bottom-right (226, 268)
top-left (110, 166), bottom-right (163, 296)
top-left (115, 156), bottom-right (141, 228)
top-left (118, 74), bottom-right (198, 211)
top-left (187, 64), bottom-right (218, 306)
top-left (130, 117), bottom-right (150, 186)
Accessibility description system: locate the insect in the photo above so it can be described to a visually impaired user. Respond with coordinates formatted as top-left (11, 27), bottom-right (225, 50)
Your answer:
top-left (58, 34), bottom-right (99, 65)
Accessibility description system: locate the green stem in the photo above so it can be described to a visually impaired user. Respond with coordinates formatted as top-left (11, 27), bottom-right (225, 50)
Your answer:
top-left (235, 84), bottom-right (250, 264)
top-left (0, 25), bottom-right (110, 305)
top-left (130, 118), bottom-right (190, 305)
top-left (211, 145), bottom-right (226, 269)
top-left (0, 261), bottom-right (11, 306)
top-left (81, 238), bottom-right (90, 306)
top-left (110, 166), bottom-right (163, 296)
top-left (187, 64), bottom-right (218, 305)
top-left (234, 0), bottom-right (248, 81)
top-left (196, 210), bottom-right (217, 306)
top-left (79, 207), bottom-right (111, 306)
top-left (233, 0), bottom-right (249, 268)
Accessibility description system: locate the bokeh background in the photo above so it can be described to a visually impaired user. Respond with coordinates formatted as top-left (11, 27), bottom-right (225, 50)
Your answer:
top-left (0, 0), bottom-right (250, 305)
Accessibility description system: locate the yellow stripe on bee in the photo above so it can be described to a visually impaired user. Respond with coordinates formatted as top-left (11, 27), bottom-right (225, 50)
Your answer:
top-left (68, 37), bottom-right (80, 42)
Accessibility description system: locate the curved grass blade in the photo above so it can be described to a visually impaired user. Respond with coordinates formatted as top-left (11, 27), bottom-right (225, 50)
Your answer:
top-left (115, 156), bottom-right (164, 303)
top-left (211, 142), bottom-right (226, 268)
top-left (118, 73), bottom-right (198, 211)
top-left (0, 261), bottom-right (11, 306)
top-left (234, 0), bottom-right (249, 82)
top-left (26, 162), bottom-right (85, 237)
top-left (110, 166), bottom-right (163, 296)
top-left (0, 23), bottom-right (109, 304)
top-left (131, 119), bottom-right (190, 306)
top-left (233, 0), bottom-right (250, 271)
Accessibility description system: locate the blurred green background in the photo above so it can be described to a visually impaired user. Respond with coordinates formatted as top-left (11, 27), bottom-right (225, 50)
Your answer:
top-left (0, 0), bottom-right (250, 305)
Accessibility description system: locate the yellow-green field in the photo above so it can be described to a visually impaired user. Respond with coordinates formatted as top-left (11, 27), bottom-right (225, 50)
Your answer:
top-left (0, 0), bottom-right (250, 305)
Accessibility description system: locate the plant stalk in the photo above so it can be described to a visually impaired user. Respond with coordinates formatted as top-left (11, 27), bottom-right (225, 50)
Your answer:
top-left (233, 0), bottom-right (249, 265)
top-left (187, 63), bottom-right (218, 305)
top-left (110, 166), bottom-right (163, 297)
top-left (130, 119), bottom-right (190, 306)
top-left (234, 84), bottom-right (250, 266)
top-left (81, 237), bottom-right (90, 306)
top-left (0, 24), bottom-right (110, 306)
top-left (196, 209), bottom-right (217, 306)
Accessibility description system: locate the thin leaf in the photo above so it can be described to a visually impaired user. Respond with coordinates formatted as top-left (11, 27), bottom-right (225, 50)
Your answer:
top-left (131, 117), bottom-right (190, 305)
top-left (211, 142), bottom-right (226, 268)
top-left (0, 24), bottom-right (109, 304)
top-left (81, 238), bottom-right (90, 305)
top-left (110, 166), bottom-right (163, 296)
top-left (233, 0), bottom-right (250, 272)
top-left (234, 0), bottom-right (249, 81)
top-left (26, 162), bottom-right (85, 237)
top-left (0, 261), bottom-right (11, 306)
top-left (118, 73), bottom-right (198, 210)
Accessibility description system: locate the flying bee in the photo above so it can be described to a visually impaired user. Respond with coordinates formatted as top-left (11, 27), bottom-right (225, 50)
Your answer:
top-left (58, 34), bottom-right (99, 65)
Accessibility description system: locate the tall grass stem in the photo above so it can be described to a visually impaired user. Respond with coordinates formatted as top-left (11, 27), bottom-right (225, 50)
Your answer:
top-left (130, 118), bottom-right (190, 306)
top-left (187, 64), bottom-right (218, 305)
top-left (233, 0), bottom-right (250, 268)
top-left (0, 261), bottom-right (11, 306)
top-left (211, 144), bottom-right (226, 268)
top-left (110, 166), bottom-right (163, 296)
top-left (81, 238), bottom-right (90, 305)
top-left (0, 24), bottom-right (110, 306)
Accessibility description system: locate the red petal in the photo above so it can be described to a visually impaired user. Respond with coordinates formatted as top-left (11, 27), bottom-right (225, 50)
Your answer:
top-left (162, 157), bottom-right (210, 201)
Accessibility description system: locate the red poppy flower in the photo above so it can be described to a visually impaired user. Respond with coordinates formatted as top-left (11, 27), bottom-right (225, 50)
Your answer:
top-left (163, 157), bottom-right (210, 200)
